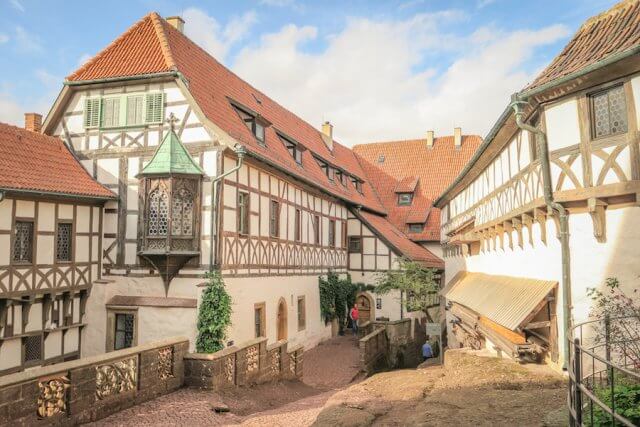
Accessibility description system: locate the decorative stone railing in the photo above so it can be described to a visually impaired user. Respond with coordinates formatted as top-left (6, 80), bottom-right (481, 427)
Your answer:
top-left (359, 328), bottom-right (388, 375)
top-left (0, 336), bottom-right (188, 426)
top-left (183, 338), bottom-right (303, 390)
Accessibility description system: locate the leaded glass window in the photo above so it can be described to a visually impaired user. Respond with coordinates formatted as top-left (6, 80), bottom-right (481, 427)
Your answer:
top-left (171, 188), bottom-right (194, 236)
top-left (24, 334), bottom-right (42, 362)
top-left (591, 85), bottom-right (628, 139)
top-left (13, 221), bottom-right (33, 263)
top-left (56, 222), bottom-right (72, 262)
top-left (114, 313), bottom-right (135, 350)
top-left (148, 187), bottom-right (169, 236)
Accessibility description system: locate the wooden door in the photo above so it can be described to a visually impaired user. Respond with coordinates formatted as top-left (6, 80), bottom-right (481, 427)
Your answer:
top-left (356, 295), bottom-right (371, 324)
top-left (277, 298), bottom-right (288, 341)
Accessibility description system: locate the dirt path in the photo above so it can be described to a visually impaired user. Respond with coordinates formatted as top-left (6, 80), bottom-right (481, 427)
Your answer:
top-left (313, 349), bottom-right (567, 427)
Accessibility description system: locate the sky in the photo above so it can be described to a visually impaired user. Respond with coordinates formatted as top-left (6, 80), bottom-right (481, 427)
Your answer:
top-left (0, 0), bottom-right (618, 146)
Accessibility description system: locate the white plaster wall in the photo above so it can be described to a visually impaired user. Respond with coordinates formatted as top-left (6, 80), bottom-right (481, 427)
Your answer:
top-left (545, 98), bottom-right (581, 152)
top-left (444, 206), bottom-right (640, 367)
top-left (222, 275), bottom-right (331, 349)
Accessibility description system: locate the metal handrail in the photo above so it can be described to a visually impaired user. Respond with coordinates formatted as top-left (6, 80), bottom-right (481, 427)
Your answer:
top-left (567, 315), bottom-right (640, 427)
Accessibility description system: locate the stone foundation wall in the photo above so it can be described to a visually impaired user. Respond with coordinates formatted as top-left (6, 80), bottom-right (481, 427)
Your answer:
top-left (184, 338), bottom-right (303, 390)
top-left (359, 328), bottom-right (388, 375)
top-left (359, 319), bottom-right (426, 375)
top-left (0, 337), bottom-right (188, 426)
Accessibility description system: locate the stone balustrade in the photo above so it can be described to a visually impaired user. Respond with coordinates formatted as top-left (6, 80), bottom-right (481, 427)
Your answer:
top-left (184, 338), bottom-right (303, 390)
top-left (0, 336), bottom-right (189, 426)
top-left (359, 327), bottom-right (388, 375)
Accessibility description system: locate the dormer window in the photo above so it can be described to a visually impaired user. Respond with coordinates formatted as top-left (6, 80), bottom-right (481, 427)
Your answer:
top-left (234, 105), bottom-right (266, 144)
top-left (336, 170), bottom-right (346, 186)
top-left (377, 154), bottom-right (385, 163)
top-left (279, 133), bottom-right (303, 165)
top-left (351, 177), bottom-right (363, 194)
top-left (408, 223), bottom-right (424, 233)
top-left (398, 192), bottom-right (413, 206)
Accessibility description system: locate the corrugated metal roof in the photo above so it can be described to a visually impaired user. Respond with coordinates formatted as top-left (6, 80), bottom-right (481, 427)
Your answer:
top-left (445, 272), bottom-right (556, 331)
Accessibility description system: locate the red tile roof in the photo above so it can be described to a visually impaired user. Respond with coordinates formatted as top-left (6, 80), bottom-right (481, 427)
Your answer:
top-left (66, 13), bottom-right (385, 215)
top-left (358, 211), bottom-right (443, 268)
top-left (527, 0), bottom-right (640, 90)
top-left (353, 136), bottom-right (482, 241)
top-left (0, 123), bottom-right (115, 199)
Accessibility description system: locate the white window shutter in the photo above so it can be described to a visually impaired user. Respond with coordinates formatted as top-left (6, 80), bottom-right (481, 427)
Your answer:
top-left (126, 95), bottom-right (145, 125)
top-left (84, 98), bottom-right (101, 128)
top-left (102, 98), bottom-right (120, 128)
top-left (145, 93), bottom-right (165, 124)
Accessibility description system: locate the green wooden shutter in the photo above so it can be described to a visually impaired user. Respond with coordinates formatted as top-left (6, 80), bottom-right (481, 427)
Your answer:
top-left (145, 93), bottom-right (165, 124)
top-left (84, 97), bottom-right (101, 128)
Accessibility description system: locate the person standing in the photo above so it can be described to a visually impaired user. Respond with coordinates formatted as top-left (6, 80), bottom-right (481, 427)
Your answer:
top-left (349, 303), bottom-right (359, 336)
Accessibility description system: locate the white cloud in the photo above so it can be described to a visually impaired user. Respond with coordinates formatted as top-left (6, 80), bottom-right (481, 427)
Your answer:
top-left (10, 0), bottom-right (25, 12)
top-left (77, 53), bottom-right (92, 67)
top-left (231, 13), bottom-right (568, 145)
top-left (15, 26), bottom-right (42, 52)
top-left (183, 8), bottom-right (257, 63)
top-left (0, 93), bottom-right (24, 125)
top-left (260, 0), bottom-right (296, 6)
top-left (0, 70), bottom-right (62, 126)
top-left (477, 0), bottom-right (497, 8)
top-left (0, 34), bottom-right (8, 44)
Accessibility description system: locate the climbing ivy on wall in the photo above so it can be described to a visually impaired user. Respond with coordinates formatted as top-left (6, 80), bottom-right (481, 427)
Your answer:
top-left (318, 272), bottom-right (358, 325)
top-left (196, 271), bottom-right (232, 353)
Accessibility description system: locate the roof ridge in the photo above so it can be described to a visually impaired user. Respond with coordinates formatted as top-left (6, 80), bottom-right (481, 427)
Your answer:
top-left (67, 12), bottom-right (170, 81)
top-left (353, 134), bottom-right (482, 148)
top-left (582, 0), bottom-right (638, 28)
top-left (150, 13), bottom-right (177, 71)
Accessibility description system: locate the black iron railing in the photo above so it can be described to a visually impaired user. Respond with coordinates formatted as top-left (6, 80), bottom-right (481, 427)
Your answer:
top-left (568, 315), bottom-right (640, 426)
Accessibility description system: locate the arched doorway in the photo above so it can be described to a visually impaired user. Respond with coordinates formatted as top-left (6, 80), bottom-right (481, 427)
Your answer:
top-left (356, 293), bottom-right (374, 324)
top-left (277, 298), bottom-right (288, 341)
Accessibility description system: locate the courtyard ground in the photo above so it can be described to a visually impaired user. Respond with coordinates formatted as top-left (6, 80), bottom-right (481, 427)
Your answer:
top-left (89, 338), bottom-right (567, 426)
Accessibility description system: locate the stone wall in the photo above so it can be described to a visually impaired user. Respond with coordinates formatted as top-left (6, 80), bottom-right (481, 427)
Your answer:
top-left (183, 338), bottom-right (303, 390)
top-left (0, 336), bottom-right (188, 426)
top-left (359, 319), bottom-right (425, 375)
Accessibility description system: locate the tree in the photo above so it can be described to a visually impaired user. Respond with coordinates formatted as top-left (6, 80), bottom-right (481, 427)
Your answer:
top-left (196, 271), bottom-right (232, 353)
top-left (374, 257), bottom-right (440, 321)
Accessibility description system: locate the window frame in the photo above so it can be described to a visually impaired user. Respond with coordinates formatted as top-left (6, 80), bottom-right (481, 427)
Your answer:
top-left (89, 92), bottom-right (165, 130)
top-left (341, 221), bottom-right (347, 249)
top-left (297, 296), bottom-right (306, 331)
top-left (313, 215), bottom-right (320, 246)
top-left (408, 223), bottom-right (424, 233)
top-left (328, 219), bottom-right (336, 248)
top-left (397, 193), bottom-right (414, 206)
top-left (254, 302), bottom-right (266, 338)
top-left (588, 84), bottom-right (629, 140)
top-left (279, 134), bottom-right (304, 165)
top-left (269, 200), bottom-right (280, 238)
top-left (106, 308), bottom-right (138, 352)
top-left (12, 218), bottom-right (35, 265)
top-left (234, 104), bottom-right (266, 144)
top-left (55, 220), bottom-right (74, 263)
top-left (237, 191), bottom-right (250, 235)
top-left (348, 236), bottom-right (362, 253)
top-left (294, 208), bottom-right (302, 242)
top-left (22, 334), bottom-right (43, 367)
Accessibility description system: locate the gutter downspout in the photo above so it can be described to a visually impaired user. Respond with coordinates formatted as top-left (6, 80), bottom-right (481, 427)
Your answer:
top-left (209, 144), bottom-right (246, 270)
top-left (510, 96), bottom-right (572, 369)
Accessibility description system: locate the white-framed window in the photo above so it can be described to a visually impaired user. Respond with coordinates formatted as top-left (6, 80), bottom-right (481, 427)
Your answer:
top-left (83, 92), bottom-right (165, 129)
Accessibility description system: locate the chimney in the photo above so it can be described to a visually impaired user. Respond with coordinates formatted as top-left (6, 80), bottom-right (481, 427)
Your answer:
top-left (426, 130), bottom-right (434, 149)
top-left (166, 16), bottom-right (185, 33)
top-left (24, 113), bottom-right (42, 133)
top-left (321, 121), bottom-right (334, 151)
top-left (454, 127), bottom-right (462, 149)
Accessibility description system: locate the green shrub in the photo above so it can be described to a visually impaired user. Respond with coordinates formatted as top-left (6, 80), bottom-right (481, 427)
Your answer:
top-left (195, 271), bottom-right (232, 353)
top-left (318, 272), bottom-right (357, 326)
top-left (588, 382), bottom-right (640, 426)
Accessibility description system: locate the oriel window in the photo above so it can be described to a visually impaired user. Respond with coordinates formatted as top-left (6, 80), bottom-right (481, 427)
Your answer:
top-left (148, 186), bottom-right (169, 236)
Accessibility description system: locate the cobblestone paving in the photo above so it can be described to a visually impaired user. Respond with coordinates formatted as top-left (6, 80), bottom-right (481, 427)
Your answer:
top-left (89, 335), bottom-right (361, 426)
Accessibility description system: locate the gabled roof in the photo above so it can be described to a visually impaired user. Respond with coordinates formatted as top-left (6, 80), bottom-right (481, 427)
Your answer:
top-left (527, 0), bottom-right (640, 91)
top-left (140, 129), bottom-right (204, 176)
top-left (358, 211), bottom-right (443, 268)
top-left (66, 12), bottom-right (385, 215)
top-left (353, 135), bottom-right (482, 241)
top-left (0, 123), bottom-right (115, 200)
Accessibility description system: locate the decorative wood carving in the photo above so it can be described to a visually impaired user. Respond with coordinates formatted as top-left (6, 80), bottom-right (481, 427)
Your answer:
top-left (533, 208), bottom-right (548, 245)
top-left (503, 221), bottom-right (514, 250)
top-left (588, 197), bottom-right (608, 243)
top-left (521, 213), bottom-right (533, 246)
top-left (511, 217), bottom-right (523, 248)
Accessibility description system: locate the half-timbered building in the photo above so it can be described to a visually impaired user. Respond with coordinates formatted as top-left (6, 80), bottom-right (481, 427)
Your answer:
top-left (0, 118), bottom-right (114, 375)
top-left (435, 0), bottom-right (640, 369)
top-left (35, 13), bottom-right (473, 359)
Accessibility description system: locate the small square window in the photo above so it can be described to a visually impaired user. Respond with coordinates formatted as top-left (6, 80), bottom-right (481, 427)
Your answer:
top-left (397, 193), bottom-right (413, 206)
top-left (408, 223), bottom-right (424, 233)
top-left (13, 221), bottom-right (34, 263)
top-left (348, 236), bottom-right (362, 253)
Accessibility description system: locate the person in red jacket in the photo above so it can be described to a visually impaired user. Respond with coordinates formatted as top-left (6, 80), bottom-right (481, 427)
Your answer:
top-left (349, 303), bottom-right (359, 336)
